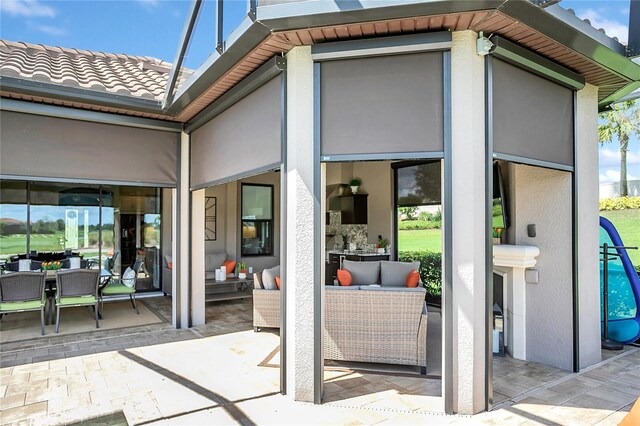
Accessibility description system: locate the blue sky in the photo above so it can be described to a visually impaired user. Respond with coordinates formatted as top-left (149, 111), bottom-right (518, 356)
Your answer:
top-left (0, 0), bottom-right (638, 186)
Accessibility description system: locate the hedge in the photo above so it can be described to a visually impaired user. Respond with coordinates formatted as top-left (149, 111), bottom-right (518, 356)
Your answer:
top-left (599, 197), bottom-right (640, 211)
top-left (398, 220), bottom-right (441, 230)
top-left (398, 250), bottom-right (442, 297)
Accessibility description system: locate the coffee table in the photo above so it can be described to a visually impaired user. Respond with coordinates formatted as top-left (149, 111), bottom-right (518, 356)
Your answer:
top-left (205, 275), bottom-right (253, 303)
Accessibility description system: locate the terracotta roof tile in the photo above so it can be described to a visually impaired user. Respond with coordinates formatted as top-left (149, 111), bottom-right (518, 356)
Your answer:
top-left (0, 39), bottom-right (192, 101)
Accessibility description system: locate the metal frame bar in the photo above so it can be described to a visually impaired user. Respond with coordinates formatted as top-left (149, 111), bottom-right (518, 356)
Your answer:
top-left (313, 61), bottom-right (323, 405)
top-left (279, 70), bottom-right (288, 395)
top-left (484, 55), bottom-right (494, 412)
top-left (0, 175), bottom-right (176, 188)
top-left (320, 152), bottom-right (444, 162)
top-left (311, 32), bottom-right (452, 62)
top-left (0, 99), bottom-right (182, 133)
top-left (217, 0), bottom-right (224, 54)
top-left (489, 36), bottom-right (585, 90)
top-left (163, 0), bottom-right (203, 109)
top-left (189, 162), bottom-right (281, 191)
top-left (571, 91), bottom-right (580, 373)
top-left (184, 56), bottom-right (286, 134)
top-left (491, 153), bottom-right (574, 173)
top-left (442, 49), bottom-right (453, 415)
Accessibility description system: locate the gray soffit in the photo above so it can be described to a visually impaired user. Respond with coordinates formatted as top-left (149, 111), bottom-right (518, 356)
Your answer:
top-left (0, 76), bottom-right (163, 115)
top-left (184, 56), bottom-right (286, 134)
top-left (0, 98), bottom-right (182, 133)
top-left (489, 36), bottom-right (585, 90)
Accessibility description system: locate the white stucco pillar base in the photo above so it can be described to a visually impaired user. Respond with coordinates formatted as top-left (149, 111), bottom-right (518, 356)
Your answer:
top-left (451, 30), bottom-right (486, 415)
top-left (576, 83), bottom-right (601, 369)
top-left (285, 46), bottom-right (317, 402)
top-left (493, 244), bottom-right (540, 361)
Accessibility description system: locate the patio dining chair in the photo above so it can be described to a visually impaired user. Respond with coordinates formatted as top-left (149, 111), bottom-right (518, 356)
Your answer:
top-left (100, 265), bottom-right (139, 316)
top-left (0, 272), bottom-right (47, 335)
top-left (54, 269), bottom-right (100, 333)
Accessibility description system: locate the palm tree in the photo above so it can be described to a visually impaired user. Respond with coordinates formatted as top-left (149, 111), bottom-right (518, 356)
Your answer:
top-left (598, 100), bottom-right (640, 197)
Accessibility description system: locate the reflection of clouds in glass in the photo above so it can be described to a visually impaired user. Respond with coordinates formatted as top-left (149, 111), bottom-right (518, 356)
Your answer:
top-left (397, 168), bottom-right (418, 198)
top-left (0, 204), bottom-right (28, 220)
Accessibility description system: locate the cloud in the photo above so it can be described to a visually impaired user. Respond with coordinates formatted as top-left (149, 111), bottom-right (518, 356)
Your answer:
top-left (579, 9), bottom-right (628, 43)
top-left (0, 0), bottom-right (55, 18)
top-left (599, 168), bottom-right (639, 184)
top-left (29, 22), bottom-right (67, 36)
top-left (137, 0), bottom-right (160, 9)
top-left (599, 147), bottom-right (640, 167)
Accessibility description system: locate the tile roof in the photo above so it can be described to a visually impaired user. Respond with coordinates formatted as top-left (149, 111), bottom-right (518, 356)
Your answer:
top-left (0, 40), bottom-right (190, 102)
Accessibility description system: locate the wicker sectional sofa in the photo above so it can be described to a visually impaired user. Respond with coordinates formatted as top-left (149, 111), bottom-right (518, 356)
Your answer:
top-left (252, 260), bottom-right (428, 371)
top-left (325, 285), bottom-right (428, 370)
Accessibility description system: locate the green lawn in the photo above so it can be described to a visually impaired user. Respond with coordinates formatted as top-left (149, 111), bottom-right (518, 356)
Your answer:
top-left (600, 209), bottom-right (640, 266)
top-left (398, 229), bottom-right (442, 253)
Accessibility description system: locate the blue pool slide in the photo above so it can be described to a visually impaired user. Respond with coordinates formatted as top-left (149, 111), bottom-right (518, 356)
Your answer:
top-left (599, 216), bottom-right (640, 344)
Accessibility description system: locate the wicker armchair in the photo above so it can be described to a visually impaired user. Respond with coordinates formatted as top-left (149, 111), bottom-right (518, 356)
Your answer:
top-left (252, 272), bottom-right (281, 331)
top-left (55, 269), bottom-right (100, 333)
top-left (0, 272), bottom-right (47, 335)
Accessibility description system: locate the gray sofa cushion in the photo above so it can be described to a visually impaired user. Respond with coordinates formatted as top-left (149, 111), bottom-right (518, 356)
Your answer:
top-left (342, 260), bottom-right (380, 285)
top-left (262, 265), bottom-right (280, 290)
top-left (205, 252), bottom-right (227, 272)
top-left (380, 260), bottom-right (420, 287)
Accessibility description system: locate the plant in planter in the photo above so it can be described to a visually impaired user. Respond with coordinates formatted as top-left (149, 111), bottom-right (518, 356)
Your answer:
top-left (42, 261), bottom-right (62, 271)
top-left (349, 178), bottom-right (361, 194)
top-left (492, 227), bottom-right (504, 244)
top-left (375, 235), bottom-right (389, 253)
top-left (238, 261), bottom-right (248, 278)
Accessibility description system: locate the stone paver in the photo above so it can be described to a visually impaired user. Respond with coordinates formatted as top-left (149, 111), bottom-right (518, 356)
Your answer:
top-left (0, 296), bottom-right (638, 425)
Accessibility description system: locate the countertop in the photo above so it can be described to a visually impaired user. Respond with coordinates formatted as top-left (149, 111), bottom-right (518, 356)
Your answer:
top-left (325, 250), bottom-right (390, 262)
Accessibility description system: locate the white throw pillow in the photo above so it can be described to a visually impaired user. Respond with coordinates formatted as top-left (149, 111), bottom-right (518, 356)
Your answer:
top-left (122, 267), bottom-right (136, 288)
top-left (262, 265), bottom-right (280, 290)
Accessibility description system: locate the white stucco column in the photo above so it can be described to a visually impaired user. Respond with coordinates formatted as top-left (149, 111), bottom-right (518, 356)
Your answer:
top-left (576, 83), bottom-right (601, 368)
top-left (176, 130), bottom-right (191, 328)
top-left (451, 30), bottom-right (486, 415)
top-left (191, 188), bottom-right (206, 326)
top-left (285, 45), bottom-right (317, 402)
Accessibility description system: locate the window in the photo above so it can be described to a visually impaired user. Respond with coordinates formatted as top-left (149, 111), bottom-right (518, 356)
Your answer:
top-left (241, 184), bottom-right (273, 256)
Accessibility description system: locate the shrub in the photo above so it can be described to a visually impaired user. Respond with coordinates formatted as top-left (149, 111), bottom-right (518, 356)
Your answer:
top-left (398, 220), bottom-right (441, 230)
top-left (398, 250), bottom-right (442, 298)
top-left (599, 197), bottom-right (640, 211)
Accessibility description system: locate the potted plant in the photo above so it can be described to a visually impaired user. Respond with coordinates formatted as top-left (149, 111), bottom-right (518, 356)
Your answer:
top-left (238, 261), bottom-right (248, 279)
top-left (375, 236), bottom-right (388, 254)
top-left (349, 178), bottom-right (361, 194)
top-left (492, 228), bottom-right (504, 245)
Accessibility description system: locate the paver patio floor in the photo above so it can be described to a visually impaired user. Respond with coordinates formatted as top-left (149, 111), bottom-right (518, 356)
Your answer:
top-left (1, 296), bottom-right (638, 425)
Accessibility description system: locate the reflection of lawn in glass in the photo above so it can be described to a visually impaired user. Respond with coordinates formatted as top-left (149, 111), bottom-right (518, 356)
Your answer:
top-left (398, 229), bottom-right (442, 253)
top-left (0, 231), bottom-right (105, 256)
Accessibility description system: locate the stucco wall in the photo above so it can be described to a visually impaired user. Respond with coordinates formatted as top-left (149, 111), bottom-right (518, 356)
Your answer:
top-left (511, 164), bottom-right (573, 370)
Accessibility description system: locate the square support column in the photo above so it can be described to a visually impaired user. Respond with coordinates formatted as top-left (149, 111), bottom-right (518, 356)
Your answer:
top-left (450, 30), bottom-right (486, 414)
top-left (191, 188), bottom-right (206, 326)
top-left (284, 46), bottom-right (318, 402)
top-left (576, 83), bottom-right (601, 368)
top-left (175, 130), bottom-right (191, 329)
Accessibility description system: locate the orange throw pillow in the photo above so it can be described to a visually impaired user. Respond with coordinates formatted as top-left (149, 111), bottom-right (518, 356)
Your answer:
top-left (223, 260), bottom-right (236, 275)
top-left (406, 269), bottom-right (420, 288)
top-left (168, 261), bottom-right (173, 270)
top-left (275, 276), bottom-right (281, 290)
top-left (337, 269), bottom-right (352, 286)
